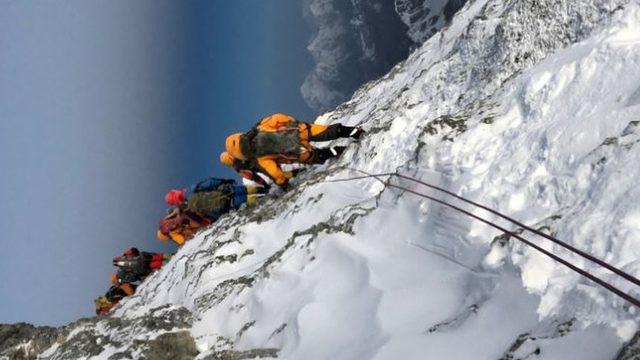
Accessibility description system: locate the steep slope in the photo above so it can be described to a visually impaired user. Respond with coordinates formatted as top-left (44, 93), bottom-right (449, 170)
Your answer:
top-left (301, 0), bottom-right (469, 112)
top-left (4, 0), bottom-right (640, 359)
top-left (301, 0), bottom-right (415, 111)
top-left (395, 0), bottom-right (467, 42)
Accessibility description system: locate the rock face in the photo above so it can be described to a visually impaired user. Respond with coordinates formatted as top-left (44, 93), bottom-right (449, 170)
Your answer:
top-left (140, 332), bottom-right (199, 360)
top-left (0, 307), bottom-right (197, 359)
top-left (301, 0), bottom-right (470, 112)
top-left (301, 0), bottom-right (416, 111)
top-left (395, 0), bottom-right (467, 42)
top-left (0, 323), bottom-right (61, 359)
top-left (616, 332), bottom-right (640, 360)
top-left (5, 0), bottom-right (640, 358)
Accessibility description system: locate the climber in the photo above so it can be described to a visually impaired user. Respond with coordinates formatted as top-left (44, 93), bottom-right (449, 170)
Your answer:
top-left (224, 113), bottom-right (363, 188)
top-left (111, 247), bottom-right (173, 284)
top-left (165, 177), bottom-right (267, 219)
top-left (157, 177), bottom-right (267, 245)
top-left (157, 206), bottom-right (210, 245)
top-left (94, 282), bottom-right (136, 315)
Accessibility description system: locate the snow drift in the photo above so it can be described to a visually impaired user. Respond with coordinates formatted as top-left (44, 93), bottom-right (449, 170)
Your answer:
top-left (4, 0), bottom-right (640, 359)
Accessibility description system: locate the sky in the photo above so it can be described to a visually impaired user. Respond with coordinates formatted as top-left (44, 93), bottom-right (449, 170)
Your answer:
top-left (0, 0), bottom-right (315, 326)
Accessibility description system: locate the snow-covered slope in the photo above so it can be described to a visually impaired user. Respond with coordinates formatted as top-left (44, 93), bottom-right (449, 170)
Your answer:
top-left (301, 0), bottom-right (415, 111)
top-left (6, 0), bottom-right (640, 359)
top-left (395, 0), bottom-right (466, 42)
top-left (300, 0), bottom-right (468, 112)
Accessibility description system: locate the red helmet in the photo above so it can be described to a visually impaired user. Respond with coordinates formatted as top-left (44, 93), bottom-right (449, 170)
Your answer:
top-left (165, 189), bottom-right (186, 206)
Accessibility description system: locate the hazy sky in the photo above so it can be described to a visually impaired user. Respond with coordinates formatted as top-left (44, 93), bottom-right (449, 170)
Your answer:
top-left (0, 0), bottom-right (314, 325)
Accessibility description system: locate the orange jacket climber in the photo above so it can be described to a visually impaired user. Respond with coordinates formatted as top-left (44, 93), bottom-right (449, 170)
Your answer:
top-left (157, 207), bottom-right (210, 245)
top-left (95, 282), bottom-right (136, 315)
top-left (224, 113), bottom-right (363, 186)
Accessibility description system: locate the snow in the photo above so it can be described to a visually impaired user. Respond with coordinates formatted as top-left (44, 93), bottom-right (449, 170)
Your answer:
top-left (42, 0), bottom-right (640, 358)
top-left (395, 0), bottom-right (466, 43)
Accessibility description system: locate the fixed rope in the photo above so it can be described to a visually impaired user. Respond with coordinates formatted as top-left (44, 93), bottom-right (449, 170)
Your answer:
top-left (391, 172), bottom-right (640, 289)
top-left (328, 169), bottom-right (640, 287)
top-left (324, 169), bottom-right (640, 308)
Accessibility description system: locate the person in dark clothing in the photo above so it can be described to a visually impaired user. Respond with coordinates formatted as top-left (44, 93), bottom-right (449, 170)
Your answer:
top-left (111, 247), bottom-right (172, 284)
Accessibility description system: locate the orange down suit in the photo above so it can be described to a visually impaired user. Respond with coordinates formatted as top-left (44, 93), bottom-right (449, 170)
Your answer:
top-left (242, 113), bottom-right (331, 185)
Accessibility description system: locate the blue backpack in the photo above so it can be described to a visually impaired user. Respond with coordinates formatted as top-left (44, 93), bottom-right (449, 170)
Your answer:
top-left (190, 177), bottom-right (235, 193)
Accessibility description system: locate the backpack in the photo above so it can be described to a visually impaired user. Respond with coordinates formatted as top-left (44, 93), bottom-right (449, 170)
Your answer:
top-left (113, 255), bottom-right (148, 276)
top-left (113, 257), bottom-right (142, 271)
top-left (240, 120), bottom-right (303, 160)
top-left (253, 131), bottom-right (301, 157)
top-left (185, 177), bottom-right (236, 218)
top-left (187, 191), bottom-right (231, 217)
top-left (116, 268), bottom-right (147, 284)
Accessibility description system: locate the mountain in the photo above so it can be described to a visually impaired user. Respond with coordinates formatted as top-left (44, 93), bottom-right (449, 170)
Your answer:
top-left (301, 0), bottom-right (414, 112)
top-left (4, 0), bottom-right (640, 358)
top-left (301, 0), bottom-right (468, 112)
top-left (395, 0), bottom-right (467, 43)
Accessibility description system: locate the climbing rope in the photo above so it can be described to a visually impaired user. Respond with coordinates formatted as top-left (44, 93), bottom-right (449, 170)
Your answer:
top-left (324, 169), bottom-right (640, 308)
top-left (391, 172), bottom-right (640, 289)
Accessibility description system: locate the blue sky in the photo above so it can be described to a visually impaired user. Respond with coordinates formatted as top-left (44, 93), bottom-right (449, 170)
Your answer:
top-left (0, 0), bottom-right (314, 325)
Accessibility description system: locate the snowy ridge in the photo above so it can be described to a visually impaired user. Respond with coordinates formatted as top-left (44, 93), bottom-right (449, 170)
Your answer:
top-left (18, 0), bottom-right (640, 358)
top-left (395, 0), bottom-right (466, 43)
top-left (301, 0), bottom-right (414, 111)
